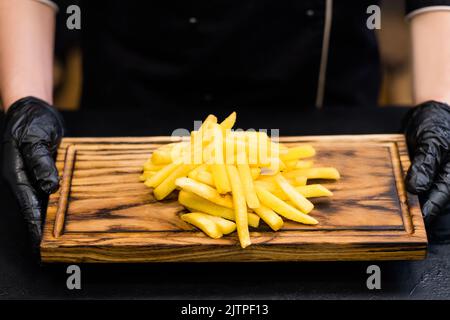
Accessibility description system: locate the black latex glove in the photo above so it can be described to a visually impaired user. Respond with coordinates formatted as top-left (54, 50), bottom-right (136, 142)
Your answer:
top-left (404, 101), bottom-right (450, 227)
top-left (1, 96), bottom-right (64, 250)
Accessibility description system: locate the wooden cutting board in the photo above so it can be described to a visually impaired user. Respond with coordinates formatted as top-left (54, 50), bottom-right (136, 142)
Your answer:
top-left (40, 134), bottom-right (427, 262)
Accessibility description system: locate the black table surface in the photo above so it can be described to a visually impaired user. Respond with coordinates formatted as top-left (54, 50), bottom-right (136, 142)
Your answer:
top-left (1, 106), bottom-right (449, 300)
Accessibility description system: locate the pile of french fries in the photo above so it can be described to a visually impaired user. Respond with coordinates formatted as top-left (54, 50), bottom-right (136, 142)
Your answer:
top-left (140, 112), bottom-right (340, 248)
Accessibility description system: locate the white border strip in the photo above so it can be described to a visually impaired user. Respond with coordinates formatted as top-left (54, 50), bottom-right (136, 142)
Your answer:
top-left (406, 5), bottom-right (450, 20)
top-left (32, 0), bottom-right (59, 12)
top-left (315, 0), bottom-right (333, 109)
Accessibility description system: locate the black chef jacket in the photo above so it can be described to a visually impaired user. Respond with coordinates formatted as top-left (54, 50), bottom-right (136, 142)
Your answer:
top-left (50, 0), bottom-right (450, 110)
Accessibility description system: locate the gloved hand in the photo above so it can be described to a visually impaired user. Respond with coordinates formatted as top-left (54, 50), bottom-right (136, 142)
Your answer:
top-left (404, 100), bottom-right (450, 227)
top-left (1, 96), bottom-right (64, 251)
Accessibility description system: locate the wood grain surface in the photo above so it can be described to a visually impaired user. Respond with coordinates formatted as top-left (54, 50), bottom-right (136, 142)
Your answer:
top-left (41, 135), bottom-right (427, 262)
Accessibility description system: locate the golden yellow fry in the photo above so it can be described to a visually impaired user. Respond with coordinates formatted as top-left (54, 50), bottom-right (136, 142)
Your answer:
top-left (271, 189), bottom-right (289, 199)
top-left (284, 160), bottom-right (314, 170)
top-left (250, 167), bottom-right (261, 180)
top-left (175, 177), bottom-right (233, 208)
top-left (188, 170), bottom-right (198, 180)
top-left (291, 176), bottom-right (307, 186)
top-left (151, 149), bottom-right (174, 164)
top-left (198, 114), bottom-right (218, 144)
top-left (254, 179), bottom-right (281, 194)
top-left (245, 131), bottom-right (258, 165)
top-left (280, 145), bottom-right (316, 161)
top-left (295, 184), bottom-right (333, 198)
top-left (237, 162), bottom-right (260, 209)
top-left (143, 161), bottom-right (165, 172)
top-left (226, 165), bottom-right (251, 248)
top-left (178, 191), bottom-right (260, 227)
top-left (153, 164), bottom-right (196, 200)
top-left (255, 185), bottom-right (318, 225)
top-left (202, 140), bottom-right (216, 164)
top-left (284, 167), bottom-right (340, 180)
top-left (209, 125), bottom-right (231, 193)
top-left (211, 164), bottom-right (231, 193)
top-left (224, 134), bottom-right (247, 159)
top-left (274, 174), bottom-right (314, 213)
top-left (295, 160), bottom-right (314, 169)
top-left (140, 171), bottom-right (157, 181)
top-left (144, 162), bottom-right (182, 188)
top-left (260, 157), bottom-right (285, 174)
top-left (257, 133), bottom-right (270, 166)
top-left (266, 184), bottom-right (333, 200)
top-left (188, 164), bottom-right (208, 178)
top-left (253, 205), bottom-right (284, 231)
top-left (284, 160), bottom-right (298, 170)
top-left (220, 111), bottom-right (237, 130)
top-left (181, 213), bottom-right (223, 239)
top-left (199, 114), bottom-right (218, 132)
top-left (205, 215), bottom-right (237, 234)
top-left (190, 131), bottom-right (203, 164)
top-left (191, 170), bottom-right (215, 186)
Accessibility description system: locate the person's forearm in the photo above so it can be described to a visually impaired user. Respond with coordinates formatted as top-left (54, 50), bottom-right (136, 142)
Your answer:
top-left (0, 0), bottom-right (55, 111)
top-left (410, 11), bottom-right (450, 105)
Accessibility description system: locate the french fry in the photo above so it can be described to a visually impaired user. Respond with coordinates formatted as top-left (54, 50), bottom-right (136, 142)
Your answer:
top-left (280, 145), bottom-right (316, 161)
top-left (144, 162), bottom-right (182, 188)
top-left (224, 133), bottom-right (247, 163)
top-left (178, 191), bottom-right (260, 227)
top-left (175, 177), bottom-right (233, 208)
top-left (226, 165), bottom-right (251, 248)
top-left (188, 164), bottom-right (208, 177)
top-left (206, 215), bottom-right (237, 234)
top-left (291, 176), bottom-right (307, 186)
top-left (296, 184), bottom-right (333, 198)
top-left (255, 185), bottom-right (318, 225)
top-left (254, 179), bottom-right (281, 194)
top-left (274, 158), bottom-right (286, 171)
top-left (151, 149), bottom-right (174, 165)
top-left (211, 164), bottom-right (231, 194)
top-left (153, 164), bottom-right (196, 200)
top-left (181, 213), bottom-right (223, 239)
top-left (199, 114), bottom-right (218, 144)
top-left (190, 131), bottom-right (203, 164)
top-left (295, 160), bottom-right (314, 169)
top-left (256, 175), bottom-right (304, 187)
top-left (143, 161), bottom-right (165, 172)
top-left (220, 111), bottom-right (237, 130)
top-left (191, 170), bottom-right (215, 186)
top-left (284, 160), bottom-right (314, 170)
top-left (253, 205), bottom-right (284, 231)
top-left (199, 114), bottom-right (218, 132)
top-left (274, 174), bottom-right (314, 214)
top-left (284, 160), bottom-right (298, 170)
top-left (250, 167), bottom-right (261, 180)
top-left (265, 184), bottom-right (333, 200)
top-left (209, 124), bottom-right (231, 193)
top-left (140, 171), bottom-right (156, 181)
top-left (284, 167), bottom-right (340, 180)
top-left (237, 161), bottom-right (260, 209)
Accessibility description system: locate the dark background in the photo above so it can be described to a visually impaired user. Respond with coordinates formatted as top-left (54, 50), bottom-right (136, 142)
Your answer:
top-left (1, 106), bottom-right (450, 300)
